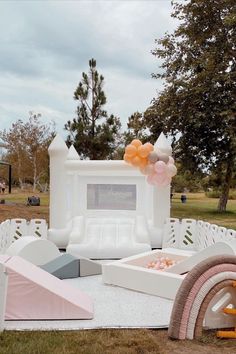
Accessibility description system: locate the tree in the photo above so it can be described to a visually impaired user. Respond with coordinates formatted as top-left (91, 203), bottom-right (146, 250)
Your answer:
top-left (145, 0), bottom-right (236, 211)
top-left (0, 113), bottom-right (55, 191)
top-left (65, 58), bottom-right (122, 160)
top-left (123, 112), bottom-right (148, 144)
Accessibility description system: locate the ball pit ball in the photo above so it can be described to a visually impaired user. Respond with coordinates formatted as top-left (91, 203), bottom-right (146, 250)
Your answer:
top-left (146, 256), bottom-right (177, 271)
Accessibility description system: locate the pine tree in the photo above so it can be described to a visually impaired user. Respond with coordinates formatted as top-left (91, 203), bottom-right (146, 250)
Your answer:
top-left (65, 59), bottom-right (121, 160)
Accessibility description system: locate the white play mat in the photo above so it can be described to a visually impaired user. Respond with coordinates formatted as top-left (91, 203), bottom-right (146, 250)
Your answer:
top-left (4, 274), bottom-right (173, 330)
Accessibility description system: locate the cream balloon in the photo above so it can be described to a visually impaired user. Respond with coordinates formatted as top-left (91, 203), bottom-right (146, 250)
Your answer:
top-left (167, 163), bottom-right (177, 177)
top-left (148, 151), bottom-right (159, 163)
top-left (157, 152), bottom-right (169, 164)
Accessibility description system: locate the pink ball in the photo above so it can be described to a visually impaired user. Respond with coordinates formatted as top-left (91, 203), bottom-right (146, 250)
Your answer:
top-left (154, 161), bottom-right (167, 174)
top-left (168, 156), bottom-right (175, 165)
top-left (158, 175), bottom-right (172, 187)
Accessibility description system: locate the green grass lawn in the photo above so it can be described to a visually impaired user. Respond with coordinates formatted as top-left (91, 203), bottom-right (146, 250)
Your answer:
top-left (171, 192), bottom-right (236, 230)
top-left (2, 189), bottom-right (49, 206)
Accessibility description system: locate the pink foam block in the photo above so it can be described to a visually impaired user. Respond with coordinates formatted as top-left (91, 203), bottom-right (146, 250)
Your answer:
top-left (0, 256), bottom-right (93, 320)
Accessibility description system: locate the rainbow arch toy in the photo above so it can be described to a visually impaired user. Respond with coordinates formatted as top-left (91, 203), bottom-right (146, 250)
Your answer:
top-left (168, 255), bottom-right (236, 340)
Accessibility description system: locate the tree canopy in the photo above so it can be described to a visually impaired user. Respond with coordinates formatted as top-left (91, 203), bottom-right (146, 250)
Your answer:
top-left (65, 58), bottom-right (121, 160)
top-left (0, 112), bottom-right (55, 191)
top-left (145, 0), bottom-right (236, 211)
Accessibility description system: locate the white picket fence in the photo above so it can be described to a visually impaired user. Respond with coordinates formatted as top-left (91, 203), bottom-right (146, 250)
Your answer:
top-left (0, 219), bottom-right (48, 254)
top-left (162, 218), bottom-right (236, 251)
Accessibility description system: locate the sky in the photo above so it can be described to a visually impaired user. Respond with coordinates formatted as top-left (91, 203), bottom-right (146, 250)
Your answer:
top-left (0, 0), bottom-right (177, 137)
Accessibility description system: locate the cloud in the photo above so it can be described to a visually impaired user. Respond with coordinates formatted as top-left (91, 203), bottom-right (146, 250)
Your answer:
top-left (0, 0), bottom-right (177, 135)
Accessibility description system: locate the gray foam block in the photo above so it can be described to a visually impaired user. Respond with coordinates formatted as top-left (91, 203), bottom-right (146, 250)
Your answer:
top-left (79, 258), bottom-right (102, 277)
top-left (40, 254), bottom-right (79, 279)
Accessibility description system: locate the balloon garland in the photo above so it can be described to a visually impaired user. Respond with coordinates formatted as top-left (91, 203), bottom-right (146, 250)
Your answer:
top-left (123, 139), bottom-right (177, 187)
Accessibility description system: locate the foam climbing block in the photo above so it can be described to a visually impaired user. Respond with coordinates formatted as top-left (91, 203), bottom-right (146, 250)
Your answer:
top-left (0, 256), bottom-right (93, 320)
top-left (41, 254), bottom-right (102, 279)
top-left (41, 254), bottom-right (79, 279)
top-left (6, 236), bottom-right (60, 266)
top-left (79, 258), bottom-right (102, 277)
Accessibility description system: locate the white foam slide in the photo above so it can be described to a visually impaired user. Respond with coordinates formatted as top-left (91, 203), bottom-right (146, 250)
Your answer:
top-left (6, 237), bottom-right (60, 266)
top-left (48, 133), bottom-right (172, 253)
top-left (103, 240), bottom-right (236, 300)
top-left (67, 216), bottom-right (151, 259)
top-left (163, 241), bottom-right (236, 274)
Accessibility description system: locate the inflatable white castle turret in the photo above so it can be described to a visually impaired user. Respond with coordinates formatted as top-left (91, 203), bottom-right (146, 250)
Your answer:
top-left (148, 133), bottom-right (172, 246)
top-left (154, 133), bottom-right (172, 226)
top-left (48, 135), bottom-right (72, 248)
top-left (154, 132), bottom-right (172, 156)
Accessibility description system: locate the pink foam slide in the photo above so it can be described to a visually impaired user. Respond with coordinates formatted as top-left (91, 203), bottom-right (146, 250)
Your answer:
top-left (0, 255), bottom-right (93, 320)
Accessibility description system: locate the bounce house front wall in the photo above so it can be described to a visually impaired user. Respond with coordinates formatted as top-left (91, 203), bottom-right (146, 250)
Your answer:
top-left (48, 136), bottom-right (171, 250)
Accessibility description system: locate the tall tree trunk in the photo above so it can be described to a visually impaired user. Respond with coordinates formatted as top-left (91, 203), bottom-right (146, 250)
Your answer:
top-left (217, 161), bottom-right (232, 212)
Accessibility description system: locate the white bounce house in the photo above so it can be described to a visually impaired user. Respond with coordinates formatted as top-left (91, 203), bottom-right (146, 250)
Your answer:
top-left (48, 134), bottom-right (172, 258)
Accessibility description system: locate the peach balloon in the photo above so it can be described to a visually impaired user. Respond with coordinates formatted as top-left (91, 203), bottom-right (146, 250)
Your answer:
top-left (125, 144), bottom-right (137, 157)
top-left (124, 154), bottom-right (132, 164)
top-left (144, 142), bottom-right (154, 152)
top-left (131, 139), bottom-right (142, 148)
top-left (140, 167), bottom-right (147, 175)
top-left (131, 156), bottom-right (142, 167)
top-left (138, 145), bottom-right (150, 158)
top-left (139, 157), bottom-right (148, 169)
top-left (140, 164), bottom-right (152, 175)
